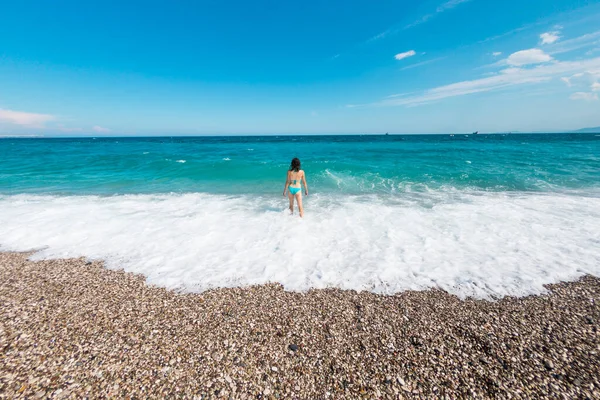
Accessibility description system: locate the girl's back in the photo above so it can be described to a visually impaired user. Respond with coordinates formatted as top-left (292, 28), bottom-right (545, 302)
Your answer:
top-left (289, 170), bottom-right (302, 186)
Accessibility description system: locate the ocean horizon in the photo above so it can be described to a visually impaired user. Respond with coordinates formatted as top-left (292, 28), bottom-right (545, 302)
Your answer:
top-left (2, 131), bottom-right (599, 138)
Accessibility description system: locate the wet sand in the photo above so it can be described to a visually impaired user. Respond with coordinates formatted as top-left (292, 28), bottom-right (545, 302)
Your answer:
top-left (0, 252), bottom-right (598, 399)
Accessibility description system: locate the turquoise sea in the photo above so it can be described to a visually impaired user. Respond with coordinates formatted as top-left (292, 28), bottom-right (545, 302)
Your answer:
top-left (1, 133), bottom-right (599, 196)
top-left (1, 133), bottom-right (599, 298)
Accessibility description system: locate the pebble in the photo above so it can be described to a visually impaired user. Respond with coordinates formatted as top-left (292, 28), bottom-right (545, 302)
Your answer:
top-left (1, 252), bottom-right (599, 399)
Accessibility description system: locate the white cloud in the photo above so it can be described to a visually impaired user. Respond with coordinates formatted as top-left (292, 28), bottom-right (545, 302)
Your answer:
top-left (549, 30), bottom-right (600, 55)
top-left (477, 24), bottom-right (534, 46)
top-left (492, 52), bottom-right (502, 57)
top-left (356, 56), bottom-right (600, 107)
top-left (400, 57), bottom-right (446, 71)
top-left (499, 67), bottom-right (521, 74)
top-left (560, 71), bottom-right (598, 88)
top-left (540, 31), bottom-right (561, 45)
top-left (586, 47), bottom-right (600, 56)
top-left (368, 32), bottom-right (387, 41)
top-left (92, 125), bottom-right (111, 133)
top-left (592, 82), bottom-right (600, 91)
top-left (507, 49), bottom-right (553, 66)
top-left (437, 0), bottom-right (471, 12)
top-left (0, 109), bottom-right (55, 128)
top-left (569, 92), bottom-right (598, 101)
top-left (395, 50), bottom-right (416, 61)
top-left (404, 0), bottom-right (471, 30)
top-left (368, 0), bottom-right (472, 40)
top-left (404, 14), bottom-right (433, 29)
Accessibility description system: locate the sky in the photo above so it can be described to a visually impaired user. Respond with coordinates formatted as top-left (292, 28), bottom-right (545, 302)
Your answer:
top-left (1, 0), bottom-right (600, 135)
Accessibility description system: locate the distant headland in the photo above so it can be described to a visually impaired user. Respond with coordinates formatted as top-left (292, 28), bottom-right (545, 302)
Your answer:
top-left (573, 126), bottom-right (600, 133)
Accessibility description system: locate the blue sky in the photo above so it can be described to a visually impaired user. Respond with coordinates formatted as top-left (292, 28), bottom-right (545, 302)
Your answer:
top-left (1, 0), bottom-right (600, 135)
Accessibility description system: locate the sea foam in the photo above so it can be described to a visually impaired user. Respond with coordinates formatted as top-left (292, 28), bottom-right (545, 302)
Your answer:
top-left (0, 191), bottom-right (599, 299)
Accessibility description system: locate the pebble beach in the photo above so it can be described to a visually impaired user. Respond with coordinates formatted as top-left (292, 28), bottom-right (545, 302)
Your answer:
top-left (1, 252), bottom-right (599, 399)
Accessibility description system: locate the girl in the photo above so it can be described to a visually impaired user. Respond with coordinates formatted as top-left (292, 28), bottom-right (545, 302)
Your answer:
top-left (283, 157), bottom-right (308, 217)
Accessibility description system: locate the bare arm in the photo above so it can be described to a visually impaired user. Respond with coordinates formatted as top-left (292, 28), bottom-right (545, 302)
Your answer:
top-left (302, 171), bottom-right (308, 196)
top-left (283, 171), bottom-right (289, 196)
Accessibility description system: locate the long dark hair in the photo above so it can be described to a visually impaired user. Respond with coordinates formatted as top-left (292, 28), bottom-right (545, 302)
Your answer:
top-left (289, 157), bottom-right (301, 172)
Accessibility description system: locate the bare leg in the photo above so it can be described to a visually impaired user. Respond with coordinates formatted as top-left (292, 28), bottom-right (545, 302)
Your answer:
top-left (288, 192), bottom-right (294, 214)
top-left (295, 193), bottom-right (304, 217)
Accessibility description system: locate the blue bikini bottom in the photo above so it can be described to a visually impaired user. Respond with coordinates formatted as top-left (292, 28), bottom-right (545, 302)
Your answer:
top-left (289, 187), bottom-right (301, 195)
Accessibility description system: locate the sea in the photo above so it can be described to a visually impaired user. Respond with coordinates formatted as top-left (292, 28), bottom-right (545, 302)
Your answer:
top-left (1, 133), bottom-right (599, 299)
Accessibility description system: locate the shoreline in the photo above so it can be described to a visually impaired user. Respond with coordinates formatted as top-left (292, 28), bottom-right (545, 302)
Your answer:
top-left (1, 252), bottom-right (599, 398)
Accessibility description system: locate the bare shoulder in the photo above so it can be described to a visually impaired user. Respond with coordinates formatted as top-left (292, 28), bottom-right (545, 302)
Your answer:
top-left (300, 169), bottom-right (306, 176)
